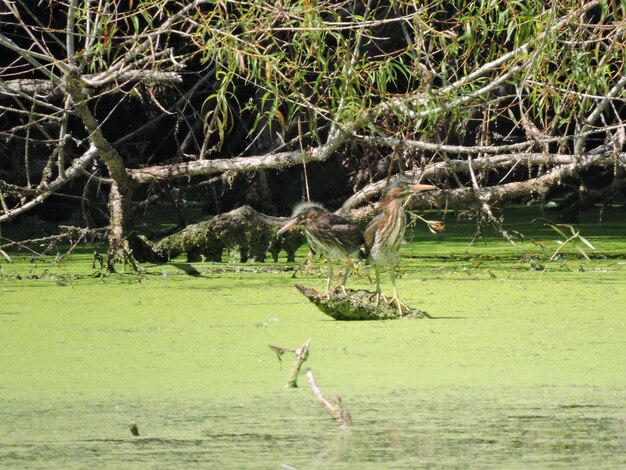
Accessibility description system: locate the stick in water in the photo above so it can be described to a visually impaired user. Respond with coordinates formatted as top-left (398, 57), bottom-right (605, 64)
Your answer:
top-left (269, 339), bottom-right (311, 388)
top-left (306, 370), bottom-right (352, 427)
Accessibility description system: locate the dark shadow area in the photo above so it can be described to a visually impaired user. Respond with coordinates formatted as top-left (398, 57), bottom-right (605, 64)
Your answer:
top-left (171, 263), bottom-right (202, 277)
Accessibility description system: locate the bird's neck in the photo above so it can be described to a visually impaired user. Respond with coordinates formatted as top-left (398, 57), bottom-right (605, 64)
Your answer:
top-left (381, 199), bottom-right (407, 234)
top-left (382, 197), bottom-right (404, 216)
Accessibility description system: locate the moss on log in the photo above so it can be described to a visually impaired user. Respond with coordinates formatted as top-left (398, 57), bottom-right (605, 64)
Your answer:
top-left (295, 284), bottom-right (430, 320)
top-left (135, 205), bottom-right (305, 263)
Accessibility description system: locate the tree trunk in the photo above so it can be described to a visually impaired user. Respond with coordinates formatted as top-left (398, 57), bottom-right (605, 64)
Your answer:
top-left (107, 182), bottom-right (135, 272)
top-left (64, 68), bottom-right (137, 271)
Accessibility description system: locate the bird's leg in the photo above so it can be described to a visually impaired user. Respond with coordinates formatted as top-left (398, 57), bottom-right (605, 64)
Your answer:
top-left (373, 267), bottom-right (384, 306)
top-left (325, 259), bottom-right (333, 296)
top-left (338, 258), bottom-right (352, 295)
top-left (387, 270), bottom-right (407, 316)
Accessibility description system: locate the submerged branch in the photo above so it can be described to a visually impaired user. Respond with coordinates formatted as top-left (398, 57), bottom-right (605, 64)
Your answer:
top-left (306, 370), bottom-right (352, 427)
top-left (269, 339), bottom-right (311, 388)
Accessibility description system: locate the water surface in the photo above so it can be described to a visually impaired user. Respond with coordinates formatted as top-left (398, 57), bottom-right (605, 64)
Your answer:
top-left (1, 208), bottom-right (626, 468)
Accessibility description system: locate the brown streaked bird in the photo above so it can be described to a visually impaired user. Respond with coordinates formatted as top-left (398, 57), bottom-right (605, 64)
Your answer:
top-left (277, 202), bottom-right (364, 293)
top-left (364, 179), bottom-right (437, 313)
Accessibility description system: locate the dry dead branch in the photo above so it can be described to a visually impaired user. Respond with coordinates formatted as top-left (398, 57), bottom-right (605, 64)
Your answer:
top-left (269, 339), bottom-right (311, 388)
top-left (306, 370), bottom-right (352, 427)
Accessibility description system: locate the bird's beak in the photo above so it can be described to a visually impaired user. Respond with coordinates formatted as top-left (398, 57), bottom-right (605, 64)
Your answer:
top-left (277, 218), bottom-right (299, 235)
top-left (409, 183), bottom-right (437, 193)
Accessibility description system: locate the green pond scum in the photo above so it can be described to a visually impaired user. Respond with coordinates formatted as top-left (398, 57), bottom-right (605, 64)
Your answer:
top-left (1, 206), bottom-right (626, 468)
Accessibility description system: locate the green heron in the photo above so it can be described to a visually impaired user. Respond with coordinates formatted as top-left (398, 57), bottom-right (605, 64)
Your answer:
top-left (364, 179), bottom-right (437, 313)
top-left (278, 202), bottom-right (364, 293)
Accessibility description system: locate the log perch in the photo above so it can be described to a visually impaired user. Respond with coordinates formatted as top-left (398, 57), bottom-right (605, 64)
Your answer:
top-left (295, 284), bottom-right (430, 320)
top-left (306, 370), bottom-right (352, 427)
top-left (146, 205), bottom-right (305, 263)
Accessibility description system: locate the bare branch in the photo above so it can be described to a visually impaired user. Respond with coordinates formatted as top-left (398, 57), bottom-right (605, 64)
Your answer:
top-left (269, 339), bottom-right (311, 388)
top-left (0, 145), bottom-right (98, 223)
top-left (576, 74), bottom-right (626, 154)
top-left (1, 71), bottom-right (182, 99)
top-left (306, 370), bottom-right (352, 427)
top-left (130, 130), bottom-right (347, 184)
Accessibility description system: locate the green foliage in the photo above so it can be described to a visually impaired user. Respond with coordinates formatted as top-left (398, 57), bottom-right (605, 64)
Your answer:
top-left (4, 1), bottom-right (625, 157)
top-left (72, 0), bottom-right (168, 72)
top-left (185, 1), bottom-right (625, 151)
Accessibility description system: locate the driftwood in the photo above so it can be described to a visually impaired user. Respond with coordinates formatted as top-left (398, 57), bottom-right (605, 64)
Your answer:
top-left (306, 370), bottom-right (352, 427)
top-left (269, 340), bottom-right (352, 426)
top-left (131, 205), bottom-right (305, 263)
top-left (295, 284), bottom-right (430, 320)
top-left (269, 339), bottom-right (311, 388)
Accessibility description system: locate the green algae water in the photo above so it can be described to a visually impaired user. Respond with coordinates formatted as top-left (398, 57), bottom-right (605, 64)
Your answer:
top-left (1, 207), bottom-right (626, 468)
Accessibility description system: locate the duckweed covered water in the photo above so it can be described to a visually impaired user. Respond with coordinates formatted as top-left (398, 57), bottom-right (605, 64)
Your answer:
top-left (1, 206), bottom-right (626, 468)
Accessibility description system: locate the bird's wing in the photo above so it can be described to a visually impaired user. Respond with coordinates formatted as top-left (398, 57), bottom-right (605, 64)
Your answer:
top-left (364, 213), bottom-right (383, 254)
top-left (335, 224), bottom-right (364, 250)
top-left (325, 214), bottom-right (364, 252)
top-left (324, 213), bottom-right (354, 227)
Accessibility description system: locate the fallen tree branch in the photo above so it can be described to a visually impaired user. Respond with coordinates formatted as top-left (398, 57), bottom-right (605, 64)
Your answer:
top-left (149, 205), bottom-right (305, 263)
top-left (306, 370), bottom-right (352, 427)
top-left (129, 134), bottom-right (346, 183)
top-left (342, 151), bottom-right (622, 211)
top-left (342, 151), bottom-right (626, 219)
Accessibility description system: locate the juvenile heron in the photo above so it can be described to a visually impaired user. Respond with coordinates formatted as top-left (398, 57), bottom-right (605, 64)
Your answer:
top-left (277, 202), bottom-right (364, 293)
top-left (364, 179), bottom-right (437, 313)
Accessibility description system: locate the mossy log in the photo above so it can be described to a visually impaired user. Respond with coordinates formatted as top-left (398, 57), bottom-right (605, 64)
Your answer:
top-left (295, 284), bottom-right (430, 320)
top-left (134, 205), bottom-right (306, 263)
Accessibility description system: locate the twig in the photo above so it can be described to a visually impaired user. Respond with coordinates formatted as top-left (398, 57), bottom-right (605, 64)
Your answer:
top-left (269, 339), bottom-right (311, 388)
top-left (287, 339), bottom-right (310, 388)
top-left (0, 227), bottom-right (106, 251)
top-left (306, 370), bottom-right (352, 427)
